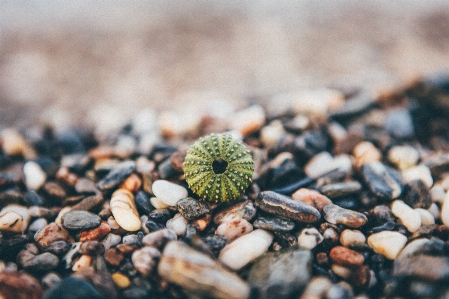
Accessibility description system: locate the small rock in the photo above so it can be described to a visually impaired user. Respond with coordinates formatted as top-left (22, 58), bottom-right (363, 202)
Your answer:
top-left (34, 222), bottom-right (74, 250)
top-left (79, 241), bottom-right (105, 256)
top-left (72, 254), bottom-right (92, 272)
top-left (213, 200), bottom-right (256, 225)
top-left (41, 272), bottom-right (62, 289)
top-left (353, 141), bottom-right (382, 169)
top-left (329, 246), bottom-right (364, 267)
top-left (159, 240), bottom-right (250, 299)
top-left (367, 231), bottom-right (408, 260)
top-left (391, 200), bottom-right (422, 233)
top-left (219, 229), bottom-right (273, 270)
top-left (176, 197), bottom-right (209, 220)
top-left (24, 189), bottom-right (44, 206)
top-left (141, 229), bottom-right (177, 249)
top-left (152, 180), bottom-right (188, 206)
top-left (360, 161), bottom-right (403, 200)
top-left (320, 181), bottom-right (362, 199)
top-left (0, 210), bottom-right (23, 232)
top-left (253, 215), bottom-right (295, 232)
top-left (402, 179), bottom-right (432, 209)
top-left (110, 188), bottom-right (141, 231)
top-left (297, 227), bottom-right (323, 250)
top-left (166, 213), bottom-right (188, 236)
top-left (203, 234), bottom-right (227, 253)
top-left (416, 208), bottom-right (435, 226)
top-left (230, 105), bottom-right (265, 137)
top-left (104, 248), bottom-right (124, 267)
top-left (304, 152), bottom-right (352, 179)
top-left (323, 204), bottom-right (368, 228)
top-left (441, 192), bottom-right (449, 228)
top-left (28, 218), bottom-right (48, 234)
top-left (424, 153), bottom-right (449, 178)
top-left (257, 191), bottom-right (321, 223)
top-left (71, 195), bottom-right (104, 212)
top-left (148, 208), bottom-right (171, 223)
top-left (45, 241), bottom-right (71, 256)
top-left (260, 120), bottom-right (285, 148)
top-left (402, 165), bottom-right (433, 188)
top-left (299, 276), bottom-right (333, 299)
top-left (43, 181), bottom-right (67, 201)
top-left (74, 177), bottom-right (97, 194)
top-left (1, 129), bottom-right (36, 159)
top-left (149, 197), bottom-right (169, 209)
top-left (96, 160), bottom-right (136, 191)
top-left (248, 247), bottom-right (313, 299)
top-left (215, 218), bottom-right (253, 243)
top-left (23, 161), bottom-right (47, 190)
top-left (394, 254), bottom-right (449, 281)
top-left (385, 108), bottom-right (414, 138)
top-left (134, 191), bottom-right (153, 215)
top-left (0, 269), bottom-right (43, 299)
top-left (131, 246), bottom-right (161, 277)
top-left (388, 145), bottom-right (420, 170)
top-left (79, 222), bottom-right (111, 242)
top-left (291, 188), bottom-right (332, 212)
top-left (101, 233), bottom-right (121, 250)
top-left (340, 229), bottom-right (366, 247)
top-left (21, 252), bottom-right (59, 271)
top-left (43, 277), bottom-right (102, 299)
top-left (112, 272), bottom-right (131, 289)
top-left (62, 210), bottom-right (101, 230)
top-left (369, 205), bottom-right (396, 225)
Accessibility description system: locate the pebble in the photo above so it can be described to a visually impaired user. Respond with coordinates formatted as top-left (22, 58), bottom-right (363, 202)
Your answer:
top-left (21, 252), bottom-right (59, 271)
top-left (402, 165), bottom-right (433, 188)
top-left (0, 210), bottom-right (23, 232)
top-left (215, 217), bottom-right (253, 243)
top-left (219, 229), bottom-right (273, 270)
top-left (79, 241), bottom-right (105, 256)
top-left (166, 213), bottom-right (188, 236)
top-left (151, 180), bottom-right (188, 206)
top-left (291, 88), bottom-right (345, 115)
top-left (79, 221), bottom-right (111, 242)
top-left (34, 222), bottom-right (74, 250)
top-left (367, 231), bottom-right (408, 260)
top-left (23, 161), bottom-right (47, 190)
top-left (149, 197), bottom-right (169, 209)
top-left (230, 104), bottom-right (265, 137)
top-left (385, 108), bottom-right (414, 138)
top-left (253, 215), bottom-right (295, 232)
top-left (402, 179), bottom-right (432, 209)
top-left (299, 276), bottom-right (333, 299)
top-left (61, 210), bottom-right (101, 230)
top-left (388, 145), bottom-right (420, 170)
top-left (43, 277), bottom-right (103, 299)
top-left (134, 191), bottom-right (153, 215)
top-left (74, 177), bottom-right (97, 194)
top-left (257, 191), bottom-right (321, 223)
top-left (424, 153), bottom-right (449, 178)
top-left (394, 253), bottom-right (449, 281)
top-left (360, 161), bottom-right (403, 200)
top-left (340, 229), bottom-right (366, 247)
top-left (320, 181), bottom-right (362, 199)
top-left (131, 246), bottom-right (161, 277)
top-left (260, 120), bottom-right (285, 148)
top-left (96, 160), bottom-right (136, 191)
top-left (213, 200), bottom-right (256, 224)
top-left (72, 254), bottom-right (92, 272)
top-left (353, 141), bottom-right (382, 169)
top-left (70, 195), bottom-right (104, 212)
top-left (24, 189), bottom-right (44, 206)
top-left (0, 270), bottom-right (43, 299)
top-left (41, 272), bottom-right (62, 289)
top-left (61, 242), bottom-right (81, 269)
top-left (329, 246), bottom-right (364, 267)
top-left (391, 200), bottom-right (422, 233)
top-left (101, 233), bottom-right (122, 250)
top-left (176, 197), bottom-right (209, 220)
top-left (304, 152), bottom-right (352, 179)
top-left (159, 240), bottom-right (250, 299)
top-left (141, 228), bottom-right (177, 249)
top-left (110, 188), bottom-right (141, 231)
top-left (297, 227), bottom-right (324, 250)
top-left (112, 272), bottom-right (131, 289)
top-left (323, 204), bottom-right (368, 228)
top-left (28, 217), bottom-right (48, 234)
top-left (248, 247), bottom-right (313, 299)
top-left (148, 208), bottom-right (171, 223)
top-left (291, 188), bottom-right (332, 212)
top-left (1, 128), bottom-right (36, 159)
top-left (104, 248), bottom-right (124, 267)
top-left (45, 240), bottom-right (71, 256)
top-left (441, 192), bottom-right (449, 228)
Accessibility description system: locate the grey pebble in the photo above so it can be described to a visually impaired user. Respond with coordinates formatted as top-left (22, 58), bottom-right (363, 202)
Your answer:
top-left (257, 191), bottom-right (321, 223)
top-left (360, 162), bottom-right (403, 200)
top-left (323, 204), bottom-right (368, 228)
top-left (123, 234), bottom-right (141, 245)
top-left (141, 228), bottom-right (177, 249)
top-left (148, 208), bottom-right (171, 223)
top-left (424, 153), bottom-right (449, 178)
top-left (402, 179), bottom-right (432, 209)
top-left (43, 277), bottom-right (103, 299)
top-left (71, 195), bottom-right (104, 212)
top-left (45, 240), bottom-right (71, 256)
top-left (248, 246), bottom-right (312, 299)
top-left (253, 215), bottom-right (295, 232)
top-left (75, 177), bottom-right (98, 194)
top-left (176, 197), bottom-right (209, 221)
top-left (394, 254), bottom-right (449, 281)
top-left (25, 189), bottom-right (44, 206)
top-left (22, 252), bottom-right (59, 271)
top-left (61, 210), bottom-right (101, 230)
top-left (135, 191), bottom-right (153, 215)
top-left (385, 108), bottom-right (414, 139)
top-left (320, 181), bottom-right (362, 198)
top-left (96, 160), bottom-right (136, 191)
top-left (203, 234), bottom-right (227, 252)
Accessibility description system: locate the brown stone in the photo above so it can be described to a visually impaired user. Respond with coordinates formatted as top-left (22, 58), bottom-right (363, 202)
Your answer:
top-left (119, 173), bottom-right (142, 192)
top-left (191, 213), bottom-right (212, 231)
top-left (329, 245), bottom-right (365, 267)
top-left (34, 222), bottom-right (74, 250)
top-left (292, 188), bottom-right (332, 212)
top-left (349, 265), bottom-right (371, 288)
top-left (105, 248), bottom-right (124, 267)
top-left (71, 195), bottom-right (104, 212)
top-left (0, 270), bottom-right (43, 299)
top-left (79, 221), bottom-right (111, 242)
top-left (116, 243), bottom-right (140, 255)
top-left (43, 181), bottom-right (67, 200)
top-left (79, 241), bottom-right (105, 255)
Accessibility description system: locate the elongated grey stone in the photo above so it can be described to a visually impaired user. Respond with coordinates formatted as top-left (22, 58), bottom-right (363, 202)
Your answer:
top-left (360, 162), bottom-right (403, 200)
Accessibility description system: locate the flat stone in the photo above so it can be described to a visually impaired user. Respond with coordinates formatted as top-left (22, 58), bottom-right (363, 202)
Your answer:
top-left (291, 188), bottom-right (332, 212)
top-left (360, 161), bottom-right (403, 200)
top-left (253, 215), bottom-right (295, 232)
top-left (176, 197), bottom-right (209, 220)
top-left (110, 188), bottom-right (141, 231)
top-left (21, 252), bottom-right (59, 271)
top-left (329, 246), bottom-right (364, 267)
top-left (402, 179), bottom-right (432, 209)
top-left (367, 231), bottom-right (407, 260)
top-left (152, 180), bottom-right (188, 206)
top-left (219, 229), bottom-right (273, 271)
top-left (0, 270), bottom-right (43, 299)
top-left (71, 195), bottom-right (104, 212)
top-left (248, 247), bottom-right (313, 299)
top-left (43, 277), bottom-right (103, 299)
top-left (257, 191), bottom-right (321, 223)
top-left (96, 160), bottom-right (136, 191)
top-left (323, 204), bottom-right (368, 228)
top-left (159, 241), bottom-right (250, 299)
top-left (62, 210), bottom-right (101, 230)
top-left (320, 181), bottom-right (362, 199)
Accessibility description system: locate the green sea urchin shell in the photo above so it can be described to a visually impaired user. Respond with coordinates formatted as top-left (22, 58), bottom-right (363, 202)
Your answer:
top-left (183, 133), bottom-right (254, 203)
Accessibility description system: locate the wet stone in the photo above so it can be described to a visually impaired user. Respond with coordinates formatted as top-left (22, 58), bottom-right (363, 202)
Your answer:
top-left (62, 210), bottom-right (101, 230)
top-left (134, 191), bottom-right (153, 215)
top-left (320, 181), bottom-right (362, 199)
top-left (257, 191), bottom-right (321, 223)
top-left (96, 160), bottom-right (136, 191)
top-left (21, 252), bottom-right (59, 271)
top-left (43, 277), bottom-right (103, 299)
top-left (158, 240), bottom-right (250, 299)
top-left (0, 270), bottom-right (43, 299)
top-left (402, 179), bottom-right (432, 209)
top-left (323, 204), bottom-right (368, 228)
top-left (176, 197), bottom-right (209, 220)
top-left (360, 162), bottom-right (403, 200)
top-left (148, 208), bottom-right (171, 223)
top-left (253, 215), bottom-right (295, 232)
top-left (248, 247), bottom-right (313, 299)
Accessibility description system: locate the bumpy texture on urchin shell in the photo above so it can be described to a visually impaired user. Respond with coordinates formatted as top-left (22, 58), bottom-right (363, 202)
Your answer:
top-left (183, 133), bottom-right (254, 203)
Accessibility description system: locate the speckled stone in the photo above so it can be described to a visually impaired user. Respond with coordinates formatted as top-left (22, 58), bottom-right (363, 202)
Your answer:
top-left (21, 252), bottom-right (59, 271)
top-left (297, 227), bottom-right (323, 250)
top-left (402, 179), bottom-right (432, 209)
top-left (141, 228), bottom-right (177, 249)
top-left (323, 204), bottom-right (368, 228)
top-left (131, 246), bottom-right (161, 277)
top-left (215, 217), bottom-right (253, 243)
top-left (253, 215), bottom-right (295, 232)
top-left (329, 246), bottom-right (364, 267)
top-left (79, 222), bottom-right (111, 242)
top-left (62, 210), bottom-right (101, 230)
top-left (0, 210), bottom-right (23, 232)
top-left (176, 197), bottom-right (209, 220)
top-left (213, 200), bottom-right (256, 225)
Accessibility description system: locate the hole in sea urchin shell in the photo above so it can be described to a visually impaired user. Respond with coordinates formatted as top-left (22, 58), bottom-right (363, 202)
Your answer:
top-left (212, 158), bottom-right (228, 174)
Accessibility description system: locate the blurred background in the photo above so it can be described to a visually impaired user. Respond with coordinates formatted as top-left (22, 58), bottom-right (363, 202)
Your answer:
top-left (1, 0), bottom-right (449, 133)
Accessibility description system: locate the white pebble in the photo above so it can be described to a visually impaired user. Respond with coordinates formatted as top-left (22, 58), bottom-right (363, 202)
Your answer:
top-left (340, 229), bottom-right (366, 247)
top-left (331, 264), bottom-right (351, 279)
top-left (430, 184), bottom-right (446, 204)
top-left (1, 128), bottom-right (36, 159)
top-left (150, 197), bottom-right (169, 209)
top-left (0, 204), bottom-right (30, 232)
top-left (114, 135), bottom-right (137, 159)
top-left (297, 227), bottom-right (323, 250)
top-left (166, 213), bottom-right (188, 236)
top-left (391, 200), bottom-right (421, 233)
top-left (291, 88), bottom-right (345, 115)
top-left (305, 152), bottom-right (352, 178)
top-left (215, 218), bottom-right (253, 244)
top-left (152, 180), bottom-right (188, 206)
top-left (219, 229), bottom-right (273, 271)
top-left (388, 145), bottom-right (419, 171)
top-left (415, 208), bottom-right (435, 226)
top-left (0, 211), bottom-right (23, 232)
top-left (110, 188), bottom-right (141, 231)
top-left (428, 202), bottom-right (440, 220)
top-left (397, 239), bottom-right (429, 260)
top-left (441, 191), bottom-right (449, 228)
top-left (107, 216), bottom-right (121, 230)
top-left (260, 120), bottom-right (285, 148)
top-left (23, 161), bottom-right (47, 190)
top-left (230, 105), bottom-right (266, 137)
top-left (367, 231), bottom-right (408, 260)
top-left (402, 165), bottom-right (433, 188)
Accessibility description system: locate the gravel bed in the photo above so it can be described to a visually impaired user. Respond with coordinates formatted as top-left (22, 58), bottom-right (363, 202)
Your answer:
top-left (2, 75), bottom-right (449, 298)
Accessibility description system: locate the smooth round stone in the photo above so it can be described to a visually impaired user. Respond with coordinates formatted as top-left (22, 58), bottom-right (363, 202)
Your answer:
top-left (0, 269), bottom-right (43, 299)
top-left (360, 161), bottom-right (403, 200)
top-left (394, 254), bottom-right (449, 282)
top-left (25, 189), bottom-right (44, 206)
top-left (219, 229), bottom-right (273, 271)
top-left (367, 231), bottom-right (408, 260)
top-left (257, 191), bottom-right (321, 223)
top-left (402, 165), bottom-right (433, 188)
top-left (21, 252), bottom-right (59, 271)
top-left (299, 276), bottom-right (333, 299)
top-left (159, 241), bottom-right (250, 299)
top-left (28, 218), bottom-right (48, 234)
top-left (402, 179), bottom-right (432, 209)
top-left (329, 246), bottom-right (364, 267)
top-left (142, 229), bottom-right (177, 249)
top-left (391, 200), bottom-right (422, 233)
top-left (112, 272), bottom-right (131, 289)
top-left (230, 105), bottom-right (265, 137)
top-left (23, 161), bottom-right (47, 190)
top-left (0, 210), bottom-right (23, 232)
top-left (134, 191), bottom-right (153, 215)
top-left (0, 204), bottom-right (30, 232)
top-left (152, 180), bottom-right (188, 206)
top-left (353, 141), bottom-right (382, 169)
top-left (166, 213), bottom-right (188, 236)
top-left (101, 233), bottom-right (121, 251)
top-left (45, 241), bottom-right (71, 256)
top-left (43, 277), bottom-right (103, 299)
top-left (320, 181), bottom-right (362, 199)
top-left (216, 218), bottom-right (253, 243)
top-left (430, 184), bottom-right (445, 204)
top-left (260, 121), bottom-right (285, 148)
top-left (253, 215), bottom-right (295, 232)
top-left (323, 204), bottom-right (368, 228)
top-left (415, 208), bottom-right (435, 226)
top-left (297, 227), bottom-right (323, 250)
top-left (149, 197), bottom-right (169, 209)
top-left (304, 152), bottom-right (352, 179)
top-left (131, 246), bottom-right (161, 277)
top-left (176, 197), bottom-right (209, 221)
top-left (96, 160), bottom-right (136, 191)
top-left (331, 264), bottom-right (351, 279)
top-left (340, 229), bottom-right (366, 247)
top-left (385, 108), bottom-right (414, 138)
top-left (110, 188), bottom-right (141, 231)
top-left (290, 88), bottom-right (345, 115)
top-left (388, 145), bottom-right (420, 171)
top-left (61, 210), bottom-right (100, 230)
top-left (291, 188), bottom-right (332, 212)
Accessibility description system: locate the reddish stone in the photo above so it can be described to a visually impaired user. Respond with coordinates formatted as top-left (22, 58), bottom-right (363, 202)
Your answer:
top-left (34, 222), bottom-right (74, 250)
top-left (0, 270), bottom-right (43, 299)
top-left (119, 173), bottom-right (142, 192)
top-left (105, 248), bottom-right (124, 267)
top-left (315, 252), bottom-right (329, 266)
top-left (79, 222), bottom-right (111, 242)
top-left (329, 245), bottom-right (365, 267)
top-left (116, 243), bottom-right (140, 255)
top-left (191, 213), bottom-right (212, 231)
top-left (292, 188), bottom-right (332, 212)
top-left (349, 265), bottom-right (371, 288)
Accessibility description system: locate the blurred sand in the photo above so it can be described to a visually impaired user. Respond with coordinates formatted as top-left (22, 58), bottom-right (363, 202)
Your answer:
top-left (1, 1), bottom-right (449, 131)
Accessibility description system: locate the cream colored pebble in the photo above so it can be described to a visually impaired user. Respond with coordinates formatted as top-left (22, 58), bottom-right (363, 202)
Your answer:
top-left (391, 200), bottom-right (421, 233)
top-left (0, 211), bottom-right (23, 232)
top-left (111, 188), bottom-right (141, 231)
top-left (367, 231), bottom-right (407, 260)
